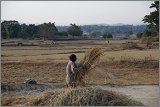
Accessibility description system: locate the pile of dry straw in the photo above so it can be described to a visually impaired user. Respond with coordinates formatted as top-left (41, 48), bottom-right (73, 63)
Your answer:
top-left (24, 87), bottom-right (143, 106)
top-left (76, 48), bottom-right (104, 85)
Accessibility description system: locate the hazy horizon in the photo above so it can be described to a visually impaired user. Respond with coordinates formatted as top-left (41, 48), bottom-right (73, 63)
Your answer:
top-left (1, 1), bottom-right (154, 26)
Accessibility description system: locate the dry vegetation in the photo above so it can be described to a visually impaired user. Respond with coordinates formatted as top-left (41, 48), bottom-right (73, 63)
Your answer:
top-left (2, 87), bottom-right (143, 106)
top-left (76, 48), bottom-right (103, 85)
top-left (1, 39), bottom-right (158, 84)
top-left (1, 39), bottom-right (159, 106)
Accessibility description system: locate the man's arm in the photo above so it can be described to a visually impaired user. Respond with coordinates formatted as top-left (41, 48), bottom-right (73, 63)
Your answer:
top-left (71, 63), bottom-right (82, 73)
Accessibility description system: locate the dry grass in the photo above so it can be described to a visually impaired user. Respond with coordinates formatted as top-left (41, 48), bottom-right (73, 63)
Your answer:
top-left (1, 60), bottom-right (158, 85)
top-left (76, 48), bottom-right (104, 85)
top-left (105, 55), bottom-right (158, 69)
top-left (121, 42), bottom-right (143, 50)
top-left (1, 62), bottom-right (67, 83)
top-left (1, 39), bottom-right (158, 62)
top-left (1, 97), bottom-right (27, 106)
top-left (141, 37), bottom-right (155, 44)
top-left (18, 87), bottom-right (143, 106)
top-left (103, 49), bottom-right (158, 61)
top-left (120, 55), bottom-right (156, 64)
top-left (1, 39), bottom-right (159, 85)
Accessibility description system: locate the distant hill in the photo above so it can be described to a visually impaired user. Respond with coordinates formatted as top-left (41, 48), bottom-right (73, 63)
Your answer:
top-left (57, 24), bottom-right (146, 37)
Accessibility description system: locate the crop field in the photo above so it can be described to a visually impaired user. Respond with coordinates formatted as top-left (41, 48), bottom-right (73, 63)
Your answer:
top-left (1, 39), bottom-right (159, 106)
top-left (1, 39), bottom-right (159, 84)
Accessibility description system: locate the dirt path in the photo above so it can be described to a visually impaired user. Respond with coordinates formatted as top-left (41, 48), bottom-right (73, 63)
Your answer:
top-left (94, 85), bottom-right (159, 106)
top-left (2, 83), bottom-right (159, 106)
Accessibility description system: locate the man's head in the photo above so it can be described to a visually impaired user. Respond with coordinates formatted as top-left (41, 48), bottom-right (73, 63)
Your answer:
top-left (69, 54), bottom-right (77, 62)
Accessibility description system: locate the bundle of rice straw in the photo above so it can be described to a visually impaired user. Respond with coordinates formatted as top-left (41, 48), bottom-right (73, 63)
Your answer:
top-left (76, 48), bottom-right (104, 85)
top-left (24, 87), bottom-right (143, 106)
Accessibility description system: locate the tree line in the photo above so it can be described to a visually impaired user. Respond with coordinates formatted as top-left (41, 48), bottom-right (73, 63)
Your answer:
top-left (2, 20), bottom-right (144, 40)
top-left (1, 21), bottom-right (83, 40)
top-left (57, 25), bottom-right (145, 37)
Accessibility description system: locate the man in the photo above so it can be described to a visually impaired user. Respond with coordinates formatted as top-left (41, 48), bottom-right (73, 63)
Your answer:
top-left (66, 54), bottom-right (83, 88)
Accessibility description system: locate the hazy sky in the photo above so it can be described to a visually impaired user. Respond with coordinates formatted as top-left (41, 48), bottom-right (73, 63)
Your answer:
top-left (1, 1), bottom-right (154, 25)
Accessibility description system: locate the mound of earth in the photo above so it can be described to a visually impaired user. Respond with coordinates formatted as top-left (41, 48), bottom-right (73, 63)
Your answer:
top-left (24, 87), bottom-right (143, 106)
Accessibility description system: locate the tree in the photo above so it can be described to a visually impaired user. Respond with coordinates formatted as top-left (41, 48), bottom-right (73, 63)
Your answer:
top-left (91, 31), bottom-right (102, 37)
top-left (142, 1), bottom-right (159, 35)
top-left (27, 24), bottom-right (39, 38)
top-left (128, 31), bottom-right (133, 35)
top-left (103, 33), bottom-right (113, 39)
top-left (143, 30), bottom-right (152, 37)
top-left (107, 33), bottom-right (113, 38)
top-left (19, 24), bottom-right (30, 39)
top-left (67, 24), bottom-right (83, 37)
top-left (102, 34), bottom-right (107, 39)
top-left (1, 23), bottom-right (8, 39)
top-left (1, 20), bottom-right (21, 38)
top-left (18, 24), bottom-right (39, 39)
top-left (38, 22), bottom-right (58, 40)
top-left (56, 31), bottom-right (68, 36)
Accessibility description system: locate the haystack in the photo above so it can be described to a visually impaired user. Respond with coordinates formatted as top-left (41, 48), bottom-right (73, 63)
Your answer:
top-left (25, 87), bottom-right (143, 106)
top-left (76, 48), bottom-right (104, 85)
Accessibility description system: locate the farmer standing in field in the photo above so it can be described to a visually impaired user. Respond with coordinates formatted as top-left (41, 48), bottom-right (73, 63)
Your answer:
top-left (66, 54), bottom-right (83, 88)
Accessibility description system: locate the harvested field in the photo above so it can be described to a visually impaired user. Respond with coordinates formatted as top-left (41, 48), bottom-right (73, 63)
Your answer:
top-left (1, 39), bottom-right (159, 106)
top-left (1, 60), bottom-right (158, 85)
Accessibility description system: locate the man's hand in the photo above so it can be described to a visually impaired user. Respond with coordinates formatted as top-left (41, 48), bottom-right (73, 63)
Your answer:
top-left (82, 65), bottom-right (87, 69)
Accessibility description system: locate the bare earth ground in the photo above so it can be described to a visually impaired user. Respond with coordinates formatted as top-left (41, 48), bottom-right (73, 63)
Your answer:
top-left (1, 39), bottom-right (159, 106)
top-left (1, 61), bottom-right (158, 84)
top-left (96, 85), bottom-right (159, 106)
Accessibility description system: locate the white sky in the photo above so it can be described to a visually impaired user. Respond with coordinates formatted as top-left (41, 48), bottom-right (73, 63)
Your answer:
top-left (1, 1), bottom-right (155, 25)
